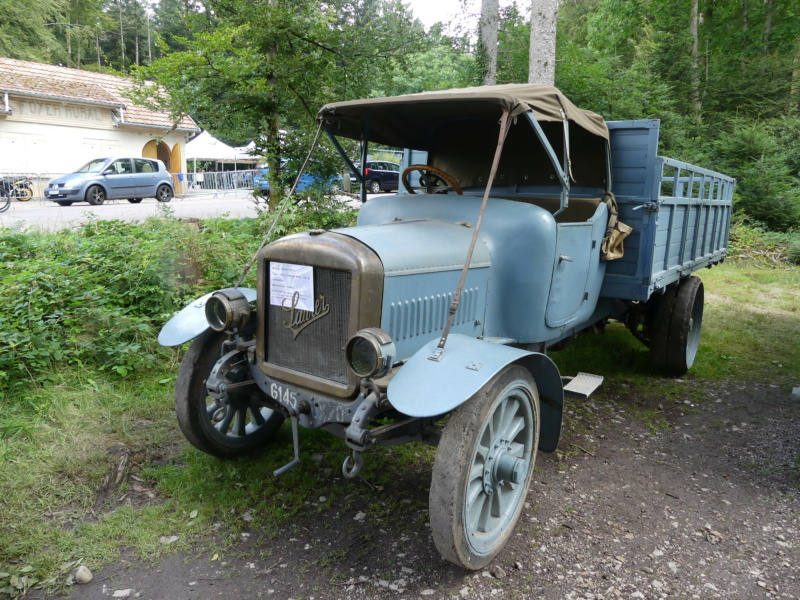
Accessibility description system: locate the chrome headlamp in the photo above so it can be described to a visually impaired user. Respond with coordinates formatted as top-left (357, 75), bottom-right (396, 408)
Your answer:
top-left (345, 328), bottom-right (397, 379)
top-left (205, 287), bottom-right (252, 332)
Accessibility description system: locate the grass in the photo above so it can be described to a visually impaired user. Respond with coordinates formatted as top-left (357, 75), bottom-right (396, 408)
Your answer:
top-left (0, 260), bottom-right (798, 597)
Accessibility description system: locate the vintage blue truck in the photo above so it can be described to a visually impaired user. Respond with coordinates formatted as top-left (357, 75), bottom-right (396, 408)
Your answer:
top-left (159, 84), bottom-right (735, 569)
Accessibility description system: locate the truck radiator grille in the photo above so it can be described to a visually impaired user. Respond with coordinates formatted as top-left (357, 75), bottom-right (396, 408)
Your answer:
top-left (265, 266), bottom-right (352, 385)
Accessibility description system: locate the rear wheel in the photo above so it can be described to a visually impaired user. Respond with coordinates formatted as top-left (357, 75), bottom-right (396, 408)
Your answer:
top-left (430, 365), bottom-right (539, 569)
top-left (127, 198), bottom-right (143, 204)
top-left (156, 184), bottom-right (173, 202)
top-left (0, 191), bottom-right (9, 213)
top-left (368, 179), bottom-right (382, 194)
top-left (86, 185), bottom-right (105, 205)
top-left (175, 329), bottom-right (285, 458)
top-left (650, 276), bottom-right (704, 375)
top-left (16, 187), bottom-right (32, 201)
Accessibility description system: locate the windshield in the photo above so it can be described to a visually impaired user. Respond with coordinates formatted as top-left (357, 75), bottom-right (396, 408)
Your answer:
top-left (75, 158), bottom-right (110, 173)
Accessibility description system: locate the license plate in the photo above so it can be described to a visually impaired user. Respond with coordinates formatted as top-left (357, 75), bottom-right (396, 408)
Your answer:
top-left (269, 381), bottom-right (298, 404)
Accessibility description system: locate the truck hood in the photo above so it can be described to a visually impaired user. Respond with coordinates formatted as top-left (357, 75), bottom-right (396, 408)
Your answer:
top-left (333, 219), bottom-right (491, 276)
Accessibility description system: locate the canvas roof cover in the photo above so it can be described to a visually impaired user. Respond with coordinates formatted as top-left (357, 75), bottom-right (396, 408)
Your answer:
top-left (317, 83), bottom-right (608, 149)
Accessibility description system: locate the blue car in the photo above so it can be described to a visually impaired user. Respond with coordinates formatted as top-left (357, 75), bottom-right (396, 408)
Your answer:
top-left (45, 157), bottom-right (174, 206)
top-left (253, 160), bottom-right (341, 196)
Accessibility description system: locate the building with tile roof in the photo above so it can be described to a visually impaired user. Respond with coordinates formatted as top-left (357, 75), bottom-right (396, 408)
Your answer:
top-left (0, 57), bottom-right (200, 192)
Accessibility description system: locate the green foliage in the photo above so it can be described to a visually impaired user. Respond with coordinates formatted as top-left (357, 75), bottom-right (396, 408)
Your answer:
top-left (0, 0), bottom-right (66, 62)
top-left (727, 216), bottom-right (800, 265)
top-left (135, 0), bottom-right (426, 146)
top-left (0, 216), bottom-right (259, 395)
top-left (710, 118), bottom-right (800, 232)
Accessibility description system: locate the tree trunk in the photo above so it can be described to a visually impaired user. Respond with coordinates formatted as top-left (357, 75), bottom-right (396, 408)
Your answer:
top-left (690, 0), bottom-right (701, 113)
top-left (479, 0), bottom-right (499, 85)
top-left (741, 0), bottom-right (748, 54)
top-left (118, 0), bottom-right (125, 68)
top-left (266, 0), bottom-right (282, 211)
top-left (792, 41), bottom-right (800, 109)
top-left (762, 0), bottom-right (774, 56)
top-left (528, 0), bottom-right (557, 85)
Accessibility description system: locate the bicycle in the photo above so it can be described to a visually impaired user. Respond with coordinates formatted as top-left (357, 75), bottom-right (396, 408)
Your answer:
top-left (1, 176), bottom-right (33, 201)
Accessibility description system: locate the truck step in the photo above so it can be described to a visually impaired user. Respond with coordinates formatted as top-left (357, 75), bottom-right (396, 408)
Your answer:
top-left (562, 372), bottom-right (604, 398)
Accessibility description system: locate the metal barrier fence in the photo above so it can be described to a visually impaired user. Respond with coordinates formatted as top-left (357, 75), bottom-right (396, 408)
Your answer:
top-left (176, 170), bottom-right (257, 196)
top-left (0, 169), bottom-right (258, 201)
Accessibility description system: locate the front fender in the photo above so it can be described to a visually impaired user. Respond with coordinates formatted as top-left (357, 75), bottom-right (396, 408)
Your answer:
top-left (387, 334), bottom-right (564, 452)
top-left (157, 288), bottom-right (257, 347)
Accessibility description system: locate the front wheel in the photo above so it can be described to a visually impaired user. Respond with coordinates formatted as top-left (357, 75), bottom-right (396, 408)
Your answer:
top-left (0, 191), bottom-right (9, 213)
top-left (127, 198), bottom-right (143, 204)
top-left (55, 201), bottom-right (73, 207)
top-left (16, 187), bottom-right (32, 201)
top-left (156, 184), bottom-right (173, 202)
top-left (430, 365), bottom-right (539, 570)
top-left (86, 185), bottom-right (105, 205)
top-left (175, 329), bottom-right (285, 458)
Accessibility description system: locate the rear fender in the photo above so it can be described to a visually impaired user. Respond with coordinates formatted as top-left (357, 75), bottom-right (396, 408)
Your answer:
top-left (387, 334), bottom-right (564, 452)
top-left (158, 288), bottom-right (257, 347)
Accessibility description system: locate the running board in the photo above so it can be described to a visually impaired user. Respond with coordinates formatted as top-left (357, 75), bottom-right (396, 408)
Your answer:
top-left (561, 372), bottom-right (604, 398)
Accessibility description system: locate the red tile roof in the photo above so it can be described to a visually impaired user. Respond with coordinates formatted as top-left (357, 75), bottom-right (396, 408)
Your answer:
top-left (0, 57), bottom-right (199, 131)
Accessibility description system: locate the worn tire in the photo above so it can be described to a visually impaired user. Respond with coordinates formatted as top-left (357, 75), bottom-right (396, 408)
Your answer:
top-left (650, 276), bottom-right (704, 375)
top-left (175, 328), bottom-right (285, 458)
top-left (430, 365), bottom-right (539, 570)
top-left (86, 185), bottom-right (105, 205)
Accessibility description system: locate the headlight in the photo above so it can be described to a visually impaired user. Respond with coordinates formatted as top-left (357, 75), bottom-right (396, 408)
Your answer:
top-left (345, 328), bottom-right (396, 378)
top-left (205, 287), bottom-right (252, 332)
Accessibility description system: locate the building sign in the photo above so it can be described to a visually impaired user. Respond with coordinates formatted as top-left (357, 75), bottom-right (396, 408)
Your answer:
top-left (16, 99), bottom-right (107, 124)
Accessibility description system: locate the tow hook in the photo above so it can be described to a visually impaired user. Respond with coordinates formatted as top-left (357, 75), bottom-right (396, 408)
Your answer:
top-left (342, 451), bottom-right (364, 479)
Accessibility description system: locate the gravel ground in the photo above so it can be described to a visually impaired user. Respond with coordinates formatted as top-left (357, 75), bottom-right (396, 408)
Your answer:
top-left (35, 380), bottom-right (799, 600)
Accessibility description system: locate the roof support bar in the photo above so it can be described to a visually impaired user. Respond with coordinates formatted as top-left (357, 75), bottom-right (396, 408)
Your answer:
top-left (523, 111), bottom-right (570, 215)
top-left (324, 125), bottom-right (361, 186)
top-left (359, 112), bottom-right (372, 204)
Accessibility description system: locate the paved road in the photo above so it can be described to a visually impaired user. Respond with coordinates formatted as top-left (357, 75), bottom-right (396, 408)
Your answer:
top-left (0, 190), bottom-right (260, 231)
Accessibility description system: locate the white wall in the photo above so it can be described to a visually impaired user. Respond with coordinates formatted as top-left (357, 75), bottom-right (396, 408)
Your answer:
top-left (0, 96), bottom-right (188, 175)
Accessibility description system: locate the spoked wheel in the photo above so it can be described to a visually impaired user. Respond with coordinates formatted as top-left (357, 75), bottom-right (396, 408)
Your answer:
top-left (175, 328), bottom-right (285, 458)
top-left (650, 276), bottom-right (704, 375)
top-left (16, 187), bottom-right (32, 201)
top-left (156, 184), bottom-right (173, 202)
top-left (86, 185), bottom-right (105, 205)
top-left (430, 365), bottom-right (539, 570)
top-left (368, 179), bottom-right (382, 194)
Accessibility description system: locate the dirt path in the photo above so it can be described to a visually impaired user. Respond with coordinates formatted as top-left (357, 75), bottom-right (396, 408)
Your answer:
top-left (38, 380), bottom-right (799, 600)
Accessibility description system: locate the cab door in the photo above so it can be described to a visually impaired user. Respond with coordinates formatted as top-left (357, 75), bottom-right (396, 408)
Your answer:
top-left (104, 159), bottom-right (136, 198)
top-left (133, 158), bottom-right (159, 197)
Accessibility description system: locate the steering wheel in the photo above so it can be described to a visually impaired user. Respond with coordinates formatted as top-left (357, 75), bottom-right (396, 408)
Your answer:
top-left (401, 165), bottom-right (463, 195)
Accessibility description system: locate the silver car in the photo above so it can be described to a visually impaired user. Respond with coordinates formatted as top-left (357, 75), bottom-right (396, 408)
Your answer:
top-left (45, 157), bottom-right (174, 206)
